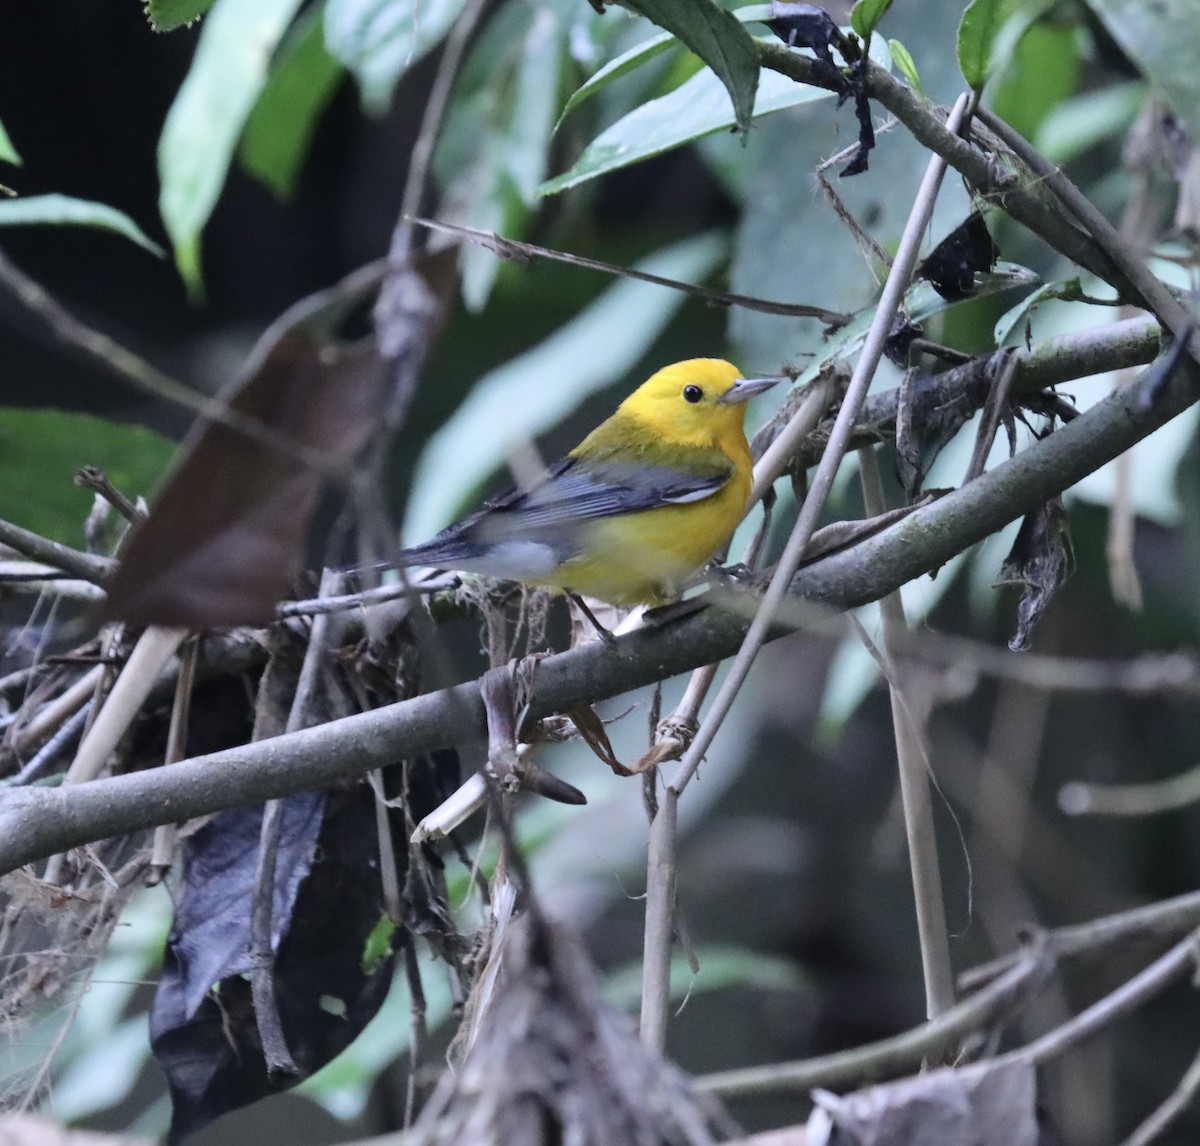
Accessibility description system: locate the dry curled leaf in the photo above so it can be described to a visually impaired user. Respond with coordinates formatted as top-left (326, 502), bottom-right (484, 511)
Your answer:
top-left (102, 325), bottom-right (387, 627)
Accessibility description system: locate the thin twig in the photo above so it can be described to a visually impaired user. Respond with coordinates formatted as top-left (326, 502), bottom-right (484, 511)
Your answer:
top-left (996, 927), bottom-right (1200, 1068)
top-left (637, 91), bottom-right (978, 1051)
top-left (408, 217), bottom-right (850, 326)
top-left (1122, 1043), bottom-right (1200, 1146)
top-left (640, 786), bottom-right (678, 1052)
top-left (698, 951), bottom-right (1048, 1099)
top-left (1059, 763), bottom-right (1200, 818)
top-left (148, 637), bottom-right (199, 878)
top-left (963, 350), bottom-right (1019, 483)
top-left (249, 569), bottom-right (341, 1075)
top-left (0, 250), bottom-right (340, 475)
top-left (673, 93), bottom-right (977, 800)
top-left (858, 445), bottom-right (954, 1019)
top-left (0, 517), bottom-right (114, 585)
top-left (960, 888), bottom-right (1200, 991)
top-left (974, 106), bottom-right (1200, 360)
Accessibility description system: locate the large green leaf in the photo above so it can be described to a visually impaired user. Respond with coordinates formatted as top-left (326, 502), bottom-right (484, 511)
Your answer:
top-left (144, 0), bottom-right (216, 32)
top-left (957, 0), bottom-right (1011, 90)
top-left (158, 0), bottom-right (306, 294)
top-left (0, 194), bottom-right (163, 256)
top-left (0, 116), bottom-right (20, 166)
top-left (1082, 0), bottom-right (1200, 141)
top-left (0, 410), bottom-right (174, 545)
top-left (542, 48), bottom-right (854, 197)
top-left (849, 0), bottom-right (894, 40)
top-left (990, 16), bottom-right (1079, 138)
top-left (325, 0), bottom-right (467, 114)
top-left (555, 6), bottom-right (771, 132)
top-left (403, 232), bottom-right (728, 543)
top-left (620, 0), bottom-right (760, 137)
top-left (239, 10), bottom-right (345, 201)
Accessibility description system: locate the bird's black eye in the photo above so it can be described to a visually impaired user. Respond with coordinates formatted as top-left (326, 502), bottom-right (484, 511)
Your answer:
top-left (683, 384), bottom-right (704, 404)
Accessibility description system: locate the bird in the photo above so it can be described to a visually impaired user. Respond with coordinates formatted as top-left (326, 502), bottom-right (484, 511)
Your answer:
top-left (394, 359), bottom-right (780, 613)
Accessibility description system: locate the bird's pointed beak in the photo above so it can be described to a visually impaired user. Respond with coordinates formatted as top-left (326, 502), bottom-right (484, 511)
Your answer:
top-left (718, 375), bottom-right (784, 405)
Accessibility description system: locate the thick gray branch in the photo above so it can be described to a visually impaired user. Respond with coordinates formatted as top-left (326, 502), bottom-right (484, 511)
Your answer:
top-left (0, 342), bottom-right (1195, 875)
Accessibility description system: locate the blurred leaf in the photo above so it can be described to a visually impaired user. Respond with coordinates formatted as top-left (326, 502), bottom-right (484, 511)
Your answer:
top-left (555, 5), bottom-right (770, 131)
top-left (239, 10), bottom-right (345, 201)
top-left (0, 194), bottom-right (164, 256)
top-left (850, 0), bottom-right (893, 39)
top-left (0, 116), bottom-right (20, 165)
top-left (325, 0), bottom-right (466, 114)
top-left (1036, 81), bottom-right (1142, 165)
top-left (993, 278), bottom-right (1091, 345)
top-left (437, 3), bottom-right (566, 309)
top-left (404, 231), bottom-right (727, 542)
top-left (888, 37), bottom-right (921, 92)
top-left (622, 0), bottom-right (760, 137)
top-left (541, 47), bottom-right (861, 197)
top-left (1083, 0), bottom-right (1200, 141)
top-left (145, 0), bottom-right (216, 31)
top-left (158, 0), bottom-right (306, 294)
top-left (603, 944), bottom-right (810, 1009)
top-left (0, 409), bottom-right (173, 545)
top-left (102, 318), bottom-right (388, 627)
top-left (990, 17), bottom-right (1079, 138)
top-left (957, 0), bottom-right (1009, 90)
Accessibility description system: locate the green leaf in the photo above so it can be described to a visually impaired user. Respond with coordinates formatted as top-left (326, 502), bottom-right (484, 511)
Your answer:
top-left (158, 0), bottom-right (306, 296)
top-left (990, 16), bottom-right (1078, 138)
top-left (143, 0), bottom-right (216, 31)
top-left (1036, 81), bottom-right (1142, 165)
top-left (0, 410), bottom-right (174, 545)
top-left (541, 36), bottom-right (891, 198)
top-left (992, 277), bottom-right (1107, 345)
top-left (850, 0), bottom-right (893, 40)
top-left (603, 945), bottom-right (811, 1009)
top-left (436, 3), bottom-right (566, 309)
top-left (1082, 0), bottom-right (1200, 142)
top-left (888, 37), bottom-right (921, 92)
top-left (957, 0), bottom-right (1009, 90)
top-left (239, 10), bottom-right (345, 201)
top-left (622, 0), bottom-right (759, 137)
top-left (0, 116), bottom-right (21, 166)
top-left (325, 0), bottom-right (467, 114)
top-left (403, 232), bottom-right (728, 543)
top-left (0, 194), bottom-right (164, 256)
top-left (555, 5), bottom-right (771, 131)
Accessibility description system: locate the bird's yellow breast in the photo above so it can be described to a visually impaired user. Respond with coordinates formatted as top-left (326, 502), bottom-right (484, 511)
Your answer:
top-left (546, 454), bottom-right (752, 607)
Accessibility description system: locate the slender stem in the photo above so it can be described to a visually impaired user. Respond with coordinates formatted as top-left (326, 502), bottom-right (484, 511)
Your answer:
top-left (999, 928), bottom-right (1200, 1068)
top-left (639, 786), bottom-right (678, 1052)
top-left (670, 92), bottom-right (976, 799)
top-left (974, 106), bottom-right (1200, 359)
top-left (1122, 1043), bottom-right (1200, 1146)
top-left (0, 517), bottom-right (113, 585)
top-left (859, 446), bottom-right (955, 1020)
top-left (698, 952), bottom-right (1047, 1099)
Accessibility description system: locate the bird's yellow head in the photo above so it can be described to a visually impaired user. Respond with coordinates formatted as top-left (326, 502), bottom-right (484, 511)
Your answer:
top-left (614, 359), bottom-right (779, 449)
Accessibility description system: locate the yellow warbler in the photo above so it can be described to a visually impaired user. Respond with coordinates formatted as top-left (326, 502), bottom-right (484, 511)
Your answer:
top-left (397, 359), bottom-right (779, 607)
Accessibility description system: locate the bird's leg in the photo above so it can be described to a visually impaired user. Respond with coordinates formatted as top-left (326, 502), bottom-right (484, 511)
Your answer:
top-left (566, 592), bottom-right (617, 646)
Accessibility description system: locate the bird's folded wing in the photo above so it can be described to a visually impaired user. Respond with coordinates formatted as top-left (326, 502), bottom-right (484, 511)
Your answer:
top-left (403, 455), bottom-right (735, 569)
top-left (489, 456), bottom-right (734, 530)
